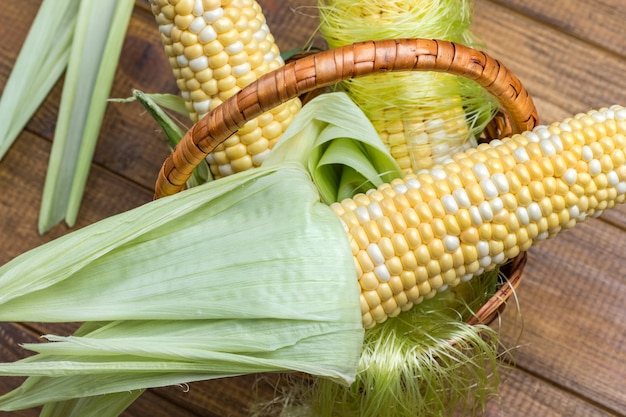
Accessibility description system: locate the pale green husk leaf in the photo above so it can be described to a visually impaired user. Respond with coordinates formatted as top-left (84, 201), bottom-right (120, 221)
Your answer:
top-left (39, 390), bottom-right (144, 417)
top-left (38, 0), bottom-right (134, 234)
top-left (0, 0), bottom-right (79, 159)
top-left (0, 163), bottom-right (364, 411)
top-left (0, 91), bottom-right (399, 414)
top-left (117, 90), bottom-right (188, 150)
top-left (32, 321), bottom-right (147, 417)
top-left (265, 92), bottom-right (402, 203)
top-left (137, 92), bottom-right (189, 116)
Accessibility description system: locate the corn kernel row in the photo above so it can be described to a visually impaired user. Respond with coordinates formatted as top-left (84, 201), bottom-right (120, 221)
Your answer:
top-left (330, 106), bottom-right (626, 328)
top-left (149, 0), bottom-right (301, 177)
top-left (373, 100), bottom-right (473, 172)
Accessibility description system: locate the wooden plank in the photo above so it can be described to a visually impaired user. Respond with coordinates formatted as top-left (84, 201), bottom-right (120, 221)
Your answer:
top-left (0, 130), bottom-right (152, 264)
top-left (599, 204), bottom-right (626, 230)
top-left (490, 0), bottom-right (626, 56)
top-left (147, 375), bottom-right (281, 417)
top-left (472, 1), bottom-right (626, 123)
top-left (486, 367), bottom-right (617, 417)
top-left (498, 218), bottom-right (626, 414)
top-left (261, 0), bottom-right (325, 51)
top-left (0, 1), bottom-right (39, 74)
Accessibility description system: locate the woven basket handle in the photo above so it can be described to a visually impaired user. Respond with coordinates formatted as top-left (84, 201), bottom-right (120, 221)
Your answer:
top-left (154, 38), bottom-right (538, 198)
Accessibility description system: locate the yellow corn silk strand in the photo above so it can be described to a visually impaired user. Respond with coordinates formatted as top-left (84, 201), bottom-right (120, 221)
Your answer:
top-left (149, 0), bottom-right (302, 178)
top-left (318, 0), bottom-right (498, 172)
top-left (332, 106), bottom-right (626, 328)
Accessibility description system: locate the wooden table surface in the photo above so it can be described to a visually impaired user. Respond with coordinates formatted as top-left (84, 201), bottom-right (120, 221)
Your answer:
top-left (1, 0), bottom-right (625, 416)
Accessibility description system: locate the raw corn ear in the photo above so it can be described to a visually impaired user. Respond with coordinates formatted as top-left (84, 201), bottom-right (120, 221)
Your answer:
top-left (149, 0), bottom-right (302, 178)
top-left (318, 0), bottom-right (498, 173)
top-left (355, 83), bottom-right (494, 172)
top-left (332, 105), bottom-right (626, 328)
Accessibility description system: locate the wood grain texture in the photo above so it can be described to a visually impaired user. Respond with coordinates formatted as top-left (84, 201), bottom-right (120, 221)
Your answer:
top-left (504, 219), bottom-right (626, 414)
top-left (473, 0), bottom-right (626, 122)
top-left (491, 0), bottom-right (626, 56)
top-left (486, 368), bottom-right (618, 417)
top-left (0, 0), bottom-right (625, 416)
top-left (0, 131), bottom-right (152, 264)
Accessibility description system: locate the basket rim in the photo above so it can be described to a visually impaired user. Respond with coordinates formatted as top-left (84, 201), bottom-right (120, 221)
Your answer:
top-left (153, 38), bottom-right (538, 198)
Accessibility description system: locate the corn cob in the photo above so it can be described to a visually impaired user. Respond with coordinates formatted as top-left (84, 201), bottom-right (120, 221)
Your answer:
top-left (333, 105), bottom-right (626, 328)
top-left (318, 0), bottom-right (496, 173)
top-left (149, 0), bottom-right (301, 178)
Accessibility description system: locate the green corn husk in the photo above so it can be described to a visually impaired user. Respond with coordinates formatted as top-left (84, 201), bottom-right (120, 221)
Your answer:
top-left (265, 92), bottom-right (401, 203)
top-left (0, 0), bottom-right (134, 234)
top-left (0, 162), bottom-right (363, 412)
top-left (0, 93), bottom-right (399, 414)
top-left (39, 382), bottom-right (144, 417)
top-left (111, 91), bottom-right (190, 148)
top-left (0, 0), bottom-right (79, 159)
top-left (38, 0), bottom-right (134, 234)
top-left (124, 90), bottom-right (188, 150)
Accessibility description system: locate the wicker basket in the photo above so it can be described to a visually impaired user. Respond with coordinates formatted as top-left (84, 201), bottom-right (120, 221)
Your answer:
top-left (154, 38), bottom-right (537, 326)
